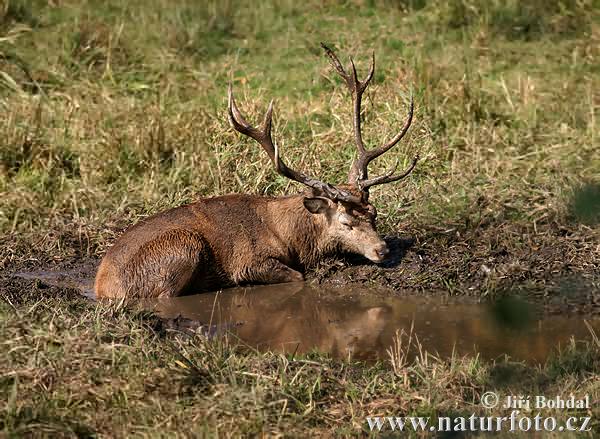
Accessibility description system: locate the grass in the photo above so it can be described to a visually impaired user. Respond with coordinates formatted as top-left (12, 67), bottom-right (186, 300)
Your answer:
top-left (1, 0), bottom-right (600, 436)
top-left (1, 0), bottom-right (598, 245)
top-left (1, 286), bottom-right (599, 437)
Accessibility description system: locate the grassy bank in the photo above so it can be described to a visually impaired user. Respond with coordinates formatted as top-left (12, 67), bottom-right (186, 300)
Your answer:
top-left (1, 0), bottom-right (599, 297)
top-left (0, 0), bottom-right (600, 301)
top-left (1, 0), bottom-right (599, 242)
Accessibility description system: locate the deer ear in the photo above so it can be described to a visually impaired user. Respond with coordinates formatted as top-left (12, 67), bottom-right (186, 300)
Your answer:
top-left (303, 197), bottom-right (330, 214)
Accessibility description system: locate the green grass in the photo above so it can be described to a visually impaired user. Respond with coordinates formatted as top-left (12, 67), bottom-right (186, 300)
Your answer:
top-left (1, 290), bottom-right (598, 437)
top-left (1, 1), bottom-right (600, 436)
top-left (1, 0), bottom-right (598, 249)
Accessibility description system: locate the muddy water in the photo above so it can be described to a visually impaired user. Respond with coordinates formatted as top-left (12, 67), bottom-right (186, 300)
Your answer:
top-left (141, 283), bottom-right (600, 364)
top-left (13, 269), bottom-right (599, 363)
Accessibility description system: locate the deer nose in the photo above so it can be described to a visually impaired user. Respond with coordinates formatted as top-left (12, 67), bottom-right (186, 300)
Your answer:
top-left (375, 245), bottom-right (389, 260)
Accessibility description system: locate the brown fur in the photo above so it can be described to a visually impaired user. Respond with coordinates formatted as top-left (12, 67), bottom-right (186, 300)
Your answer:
top-left (95, 187), bottom-right (389, 298)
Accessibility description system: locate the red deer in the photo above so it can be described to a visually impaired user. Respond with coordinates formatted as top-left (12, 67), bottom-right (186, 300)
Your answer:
top-left (95, 44), bottom-right (418, 299)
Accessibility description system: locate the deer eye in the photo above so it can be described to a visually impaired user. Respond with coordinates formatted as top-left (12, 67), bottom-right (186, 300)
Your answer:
top-left (339, 214), bottom-right (354, 228)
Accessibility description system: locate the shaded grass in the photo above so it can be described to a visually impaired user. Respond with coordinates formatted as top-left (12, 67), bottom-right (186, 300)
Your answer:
top-left (0, 285), bottom-right (598, 437)
top-left (439, 0), bottom-right (597, 40)
top-left (571, 183), bottom-right (600, 225)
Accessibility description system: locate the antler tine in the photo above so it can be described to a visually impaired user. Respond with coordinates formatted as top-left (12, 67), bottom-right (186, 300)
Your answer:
top-left (350, 92), bottom-right (415, 190)
top-left (321, 43), bottom-right (349, 83)
top-left (321, 45), bottom-right (417, 193)
top-left (228, 84), bottom-right (273, 154)
top-left (348, 57), bottom-right (367, 156)
top-left (321, 43), bottom-right (376, 183)
top-left (359, 155), bottom-right (419, 190)
top-left (363, 92), bottom-right (414, 165)
top-left (228, 84), bottom-right (362, 204)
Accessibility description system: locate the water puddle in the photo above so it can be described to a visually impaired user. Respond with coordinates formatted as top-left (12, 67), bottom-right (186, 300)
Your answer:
top-left (14, 269), bottom-right (599, 363)
top-left (141, 283), bottom-right (600, 364)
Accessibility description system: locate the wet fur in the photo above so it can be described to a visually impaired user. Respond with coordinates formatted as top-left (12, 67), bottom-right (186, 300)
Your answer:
top-left (95, 192), bottom-right (341, 298)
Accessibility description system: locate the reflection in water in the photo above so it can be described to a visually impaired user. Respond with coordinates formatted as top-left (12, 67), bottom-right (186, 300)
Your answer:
top-left (12, 269), bottom-right (598, 363)
top-left (141, 283), bottom-right (600, 363)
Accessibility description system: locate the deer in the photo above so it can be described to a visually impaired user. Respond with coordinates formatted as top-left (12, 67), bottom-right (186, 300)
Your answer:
top-left (94, 44), bottom-right (418, 299)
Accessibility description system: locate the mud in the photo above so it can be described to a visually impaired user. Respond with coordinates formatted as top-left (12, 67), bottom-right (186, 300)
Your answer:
top-left (311, 223), bottom-right (600, 315)
top-left (5, 268), bottom-right (600, 363)
top-left (13, 267), bottom-right (95, 299)
top-left (1, 219), bottom-right (599, 335)
top-left (0, 223), bottom-right (600, 361)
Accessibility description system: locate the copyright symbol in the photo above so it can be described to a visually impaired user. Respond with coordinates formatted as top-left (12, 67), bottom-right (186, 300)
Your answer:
top-left (481, 391), bottom-right (499, 408)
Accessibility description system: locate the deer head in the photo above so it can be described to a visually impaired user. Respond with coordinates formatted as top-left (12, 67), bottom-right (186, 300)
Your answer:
top-left (228, 44), bottom-right (418, 263)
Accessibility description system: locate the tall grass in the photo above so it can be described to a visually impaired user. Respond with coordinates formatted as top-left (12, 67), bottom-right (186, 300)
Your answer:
top-left (0, 0), bottom-right (598, 252)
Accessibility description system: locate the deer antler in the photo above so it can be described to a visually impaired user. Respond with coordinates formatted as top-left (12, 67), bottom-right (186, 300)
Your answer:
top-left (228, 85), bottom-right (362, 204)
top-left (321, 43), bottom-right (418, 193)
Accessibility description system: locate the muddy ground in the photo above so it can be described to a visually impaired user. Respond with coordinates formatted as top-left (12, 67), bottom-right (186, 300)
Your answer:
top-left (1, 219), bottom-right (599, 315)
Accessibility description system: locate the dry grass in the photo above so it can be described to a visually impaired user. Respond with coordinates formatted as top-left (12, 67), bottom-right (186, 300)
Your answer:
top-left (1, 1), bottom-right (600, 436)
top-left (1, 285), bottom-right (599, 437)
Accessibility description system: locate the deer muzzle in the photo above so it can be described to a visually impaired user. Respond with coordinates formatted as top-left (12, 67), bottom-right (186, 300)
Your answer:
top-left (365, 241), bottom-right (390, 263)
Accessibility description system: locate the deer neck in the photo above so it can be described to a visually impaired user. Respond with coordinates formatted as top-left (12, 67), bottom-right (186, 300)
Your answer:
top-left (266, 195), bottom-right (336, 267)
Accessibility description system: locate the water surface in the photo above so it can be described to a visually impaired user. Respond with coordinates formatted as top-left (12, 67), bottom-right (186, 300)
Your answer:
top-left (141, 282), bottom-right (599, 363)
top-left (14, 269), bottom-right (598, 363)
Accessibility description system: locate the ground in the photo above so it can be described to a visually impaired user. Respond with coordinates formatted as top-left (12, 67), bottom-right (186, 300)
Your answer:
top-left (1, 0), bottom-right (600, 437)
